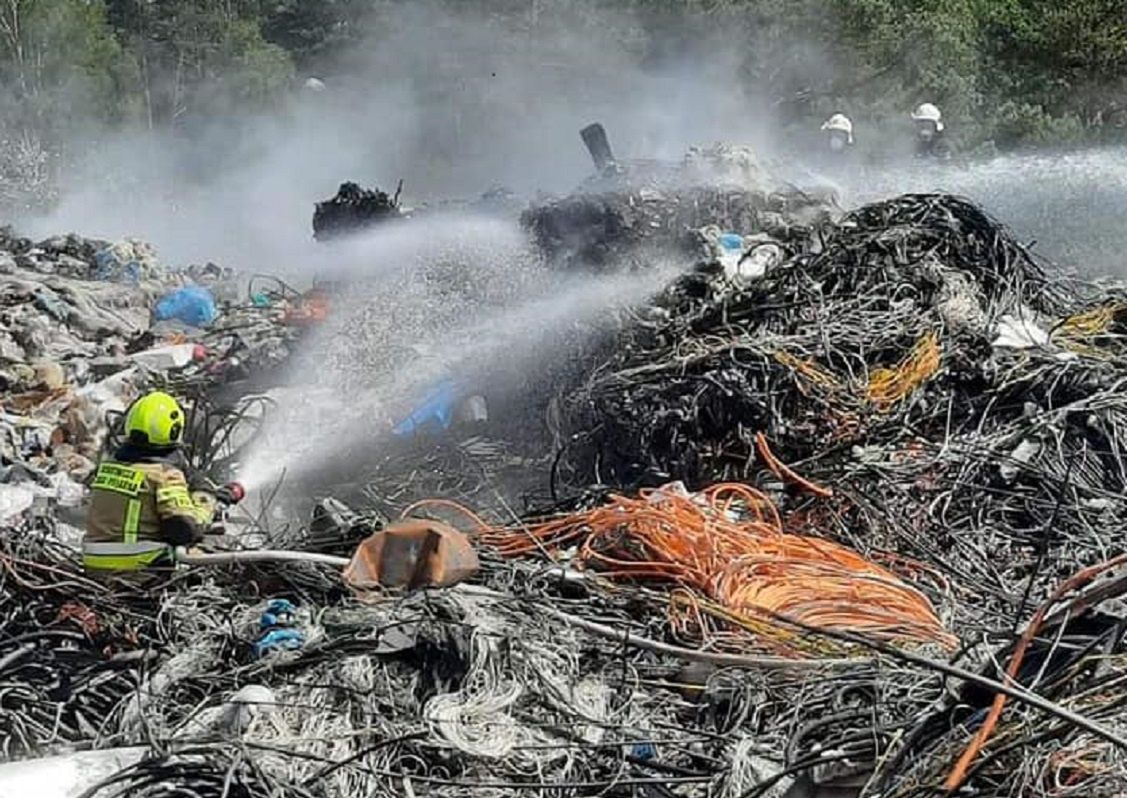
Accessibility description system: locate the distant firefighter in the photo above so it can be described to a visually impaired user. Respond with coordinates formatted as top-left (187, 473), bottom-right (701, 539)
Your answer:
top-left (821, 113), bottom-right (855, 154)
top-left (911, 103), bottom-right (952, 159)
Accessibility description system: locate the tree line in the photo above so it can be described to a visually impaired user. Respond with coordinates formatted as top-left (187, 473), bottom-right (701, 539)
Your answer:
top-left (0, 0), bottom-right (1124, 208)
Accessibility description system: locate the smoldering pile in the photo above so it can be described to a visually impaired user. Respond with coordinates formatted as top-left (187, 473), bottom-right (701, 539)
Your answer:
top-left (548, 192), bottom-right (1127, 795)
top-left (4, 186), bottom-right (1127, 798)
top-left (523, 138), bottom-right (836, 271)
top-left (313, 181), bottom-right (405, 242)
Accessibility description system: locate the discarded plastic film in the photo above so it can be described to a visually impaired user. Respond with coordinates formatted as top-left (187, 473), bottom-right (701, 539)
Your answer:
top-left (154, 285), bottom-right (218, 327)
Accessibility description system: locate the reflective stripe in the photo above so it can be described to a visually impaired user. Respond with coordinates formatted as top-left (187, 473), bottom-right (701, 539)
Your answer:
top-left (82, 540), bottom-right (171, 571)
top-left (123, 499), bottom-right (141, 544)
top-left (92, 463), bottom-right (145, 497)
top-left (83, 550), bottom-right (169, 571)
top-left (156, 485), bottom-right (193, 510)
top-left (83, 541), bottom-right (168, 555)
top-left (190, 493), bottom-right (217, 526)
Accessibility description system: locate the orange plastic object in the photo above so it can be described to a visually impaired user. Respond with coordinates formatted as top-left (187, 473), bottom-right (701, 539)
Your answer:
top-left (282, 289), bottom-right (330, 326)
top-left (343, 519), bottom-right (480, 591)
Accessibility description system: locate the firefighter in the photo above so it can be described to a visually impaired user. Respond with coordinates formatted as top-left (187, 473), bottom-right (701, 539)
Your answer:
top-left (83, 391), bottom-right (218, 572)
top-left (821, 113), bottom-right (855, 155)
top-left (911, 103), bottom-right (953, 159)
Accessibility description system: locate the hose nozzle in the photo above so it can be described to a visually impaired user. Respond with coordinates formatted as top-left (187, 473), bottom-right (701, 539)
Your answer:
top-left (217, 481), bottom-right (246, 505)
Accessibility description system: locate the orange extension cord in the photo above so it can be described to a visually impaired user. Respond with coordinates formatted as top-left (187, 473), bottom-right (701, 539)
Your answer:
top-left (942, 552), bottom-right (1127, 791)
top-left (404, 483), bottom-right (955, 655)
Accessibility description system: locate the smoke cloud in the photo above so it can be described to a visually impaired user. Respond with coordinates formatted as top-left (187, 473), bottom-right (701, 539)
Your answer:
top-left (21, 2), bottom-right (773, 272)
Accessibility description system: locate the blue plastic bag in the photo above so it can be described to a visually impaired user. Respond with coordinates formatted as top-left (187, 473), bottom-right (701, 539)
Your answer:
top-left (719, 233), bottom-right (744, 252)
top-left (392, 380), bottom-right (458, 437)
top-left (631, 741), bottom-right (657, 761)
top-left (259, 598), bottom-right (296, 629)
top-left (154, 286), bottom-right (217, 327)
top-left (254, 628), bottom-right (305, 658)
top-left (254, 598), bottom-right (303, 657)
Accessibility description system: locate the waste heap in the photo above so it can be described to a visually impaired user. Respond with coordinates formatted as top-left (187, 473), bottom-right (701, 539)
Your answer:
top-left (312, 181), bottom-right (403, 241)
top-left (0, 228), bottom-right (300, 523)
top-left (523, 129), bottom-right (837, 270)
top-left (3, 193), bottom-right (1126, 798)
top-left (551, 192), bottom-right (1127, 795)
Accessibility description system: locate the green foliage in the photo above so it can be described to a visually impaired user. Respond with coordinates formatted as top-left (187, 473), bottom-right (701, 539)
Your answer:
top-left (260, 0), bottom-right (375, 68)
top-left (0, 0), bottom-right (1125, 165)
top-left (989, 101), bottom-right (1086, 148)
top-left (0, 0), bottom-right (138, 131)
top-left (103, 0), bottom-right (294, 126)
top-left (224, 19), bottom-right (294, 101)
top-left (980, 0), bottom-right (1127, 137)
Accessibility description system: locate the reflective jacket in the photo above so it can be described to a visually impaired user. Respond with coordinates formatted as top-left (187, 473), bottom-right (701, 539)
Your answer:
top-left (83, 447), bottom-right (216, 571)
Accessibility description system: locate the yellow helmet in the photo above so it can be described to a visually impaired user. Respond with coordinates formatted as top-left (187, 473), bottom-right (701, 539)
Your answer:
top-left (124, 391), bottom-right (185, 448)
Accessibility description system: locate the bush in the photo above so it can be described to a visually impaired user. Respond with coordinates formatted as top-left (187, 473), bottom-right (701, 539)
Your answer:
top-left (990, 101), bottom-right (1086, 149)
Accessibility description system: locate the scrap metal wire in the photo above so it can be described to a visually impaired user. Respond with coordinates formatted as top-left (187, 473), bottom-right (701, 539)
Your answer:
top-left (412, 482), bottom-right (955, 656)
top-left (6, 192), bottom-right (1127, 798)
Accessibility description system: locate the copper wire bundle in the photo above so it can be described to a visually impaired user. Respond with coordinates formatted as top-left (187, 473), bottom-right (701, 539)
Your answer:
top-left (407, 483), bottom-right (956, 655)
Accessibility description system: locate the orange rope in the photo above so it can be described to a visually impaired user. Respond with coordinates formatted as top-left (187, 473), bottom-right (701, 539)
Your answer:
top-left (943, 552), bottom-right (1127, 791)
top-left (470, 482), bottom-right (954, 655)
top-left (755, 432), bottom-right (833, 497)
top-left (867, 331), bottom-right (942, 411)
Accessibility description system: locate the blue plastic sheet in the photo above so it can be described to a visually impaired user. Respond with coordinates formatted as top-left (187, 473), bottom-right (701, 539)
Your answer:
top-left (254, 628), bottom-right (305, 657)
top-left (392, 380), bottom-right (458, 436)
top-left (254, 598), bottom-right (303, 658)
top-left (154, 286), bottom-right (217, 327)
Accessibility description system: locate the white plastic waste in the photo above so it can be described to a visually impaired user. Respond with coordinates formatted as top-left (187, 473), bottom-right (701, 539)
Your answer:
top-left (0, 484), bottom-right (35, 522)
top-left (50, 472), bottom-right (85, 507)
top-left (999, 438), bottom-right (1042, 482)
top-left (992, 314), bottom-right (1050, 349)
top-left (222, 684), bottom-right (277, 735)
top-left (458, 395), bottom-right (489, 424)
top-left (75, 367), bottom-right (138, 420)
top-left (0, 747), bottom-right (146, 798)
top-left (731, 242), bottom-right (784, 283)
top-left (128, 343), bottom-right (197, 371)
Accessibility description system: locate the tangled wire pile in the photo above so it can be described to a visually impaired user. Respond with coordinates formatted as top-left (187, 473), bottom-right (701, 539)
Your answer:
top-left (558, 194), bottom-right (1075, 487)
top-left (443, 482), bottom-right (955, 656)
top-left (4, 522), bottom-right (902, 798)
top-left (5, 192), bottom-right (1127, 798)
top-left (543, 192), bottom-right (1127, 795)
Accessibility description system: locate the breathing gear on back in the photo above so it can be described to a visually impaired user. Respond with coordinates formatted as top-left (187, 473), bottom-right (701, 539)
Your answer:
top-left (124, 391), bottom-right (185, 449)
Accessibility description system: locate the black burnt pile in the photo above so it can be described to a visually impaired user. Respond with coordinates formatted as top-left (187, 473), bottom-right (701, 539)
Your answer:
top-left (313, 181), bottom-right (403, 241)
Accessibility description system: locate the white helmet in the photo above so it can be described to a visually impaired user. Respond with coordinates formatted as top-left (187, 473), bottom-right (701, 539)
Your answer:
top-left (821, 113), bottom-right (854, 144)
top-left (911, 103), bottom-right (944, 131)
top-left (303, 77), bottom-right (327, 93)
